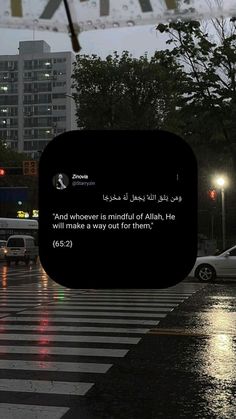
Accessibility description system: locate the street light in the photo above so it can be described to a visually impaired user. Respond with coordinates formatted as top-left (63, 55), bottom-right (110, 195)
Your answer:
top-left (214, 176), bottom-right (228, 249)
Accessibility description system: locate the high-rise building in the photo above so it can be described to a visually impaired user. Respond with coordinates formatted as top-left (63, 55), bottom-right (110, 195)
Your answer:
top-left (0, 40), bottom-right (77, 157)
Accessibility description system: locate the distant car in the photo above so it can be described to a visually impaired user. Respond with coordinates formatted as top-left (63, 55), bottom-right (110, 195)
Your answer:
top-left (189, 245), bottom-right (236, 282)
top-left (0, 240), bottom-right (7, 261)
top-left (5, 235), bottom-right (38, 266)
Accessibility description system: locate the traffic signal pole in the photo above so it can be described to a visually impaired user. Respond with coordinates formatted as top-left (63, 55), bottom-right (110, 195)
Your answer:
top-left (221, 188), bottom-right (226, 249)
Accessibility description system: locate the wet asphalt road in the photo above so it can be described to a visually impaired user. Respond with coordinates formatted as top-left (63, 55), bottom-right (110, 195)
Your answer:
top-left (0, 262), bottom-right (235, 418)
top-left (66, 281), bottom-right (236, 419)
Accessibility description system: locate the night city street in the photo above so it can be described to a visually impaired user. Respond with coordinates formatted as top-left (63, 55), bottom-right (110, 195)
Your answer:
top-left (1, 1), bottom-right (236, 418)
top-left (0, 262), bottom-right (235, 418)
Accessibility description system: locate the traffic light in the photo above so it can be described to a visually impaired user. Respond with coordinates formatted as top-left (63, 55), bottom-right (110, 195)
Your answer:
top-left (208, 189), bottom-right (217, 201)
top-left (0, 167), bottom-right (22, 175)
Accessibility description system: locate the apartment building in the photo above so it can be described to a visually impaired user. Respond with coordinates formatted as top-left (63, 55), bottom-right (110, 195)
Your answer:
top-left (0, 40), bottom-right (76, 157)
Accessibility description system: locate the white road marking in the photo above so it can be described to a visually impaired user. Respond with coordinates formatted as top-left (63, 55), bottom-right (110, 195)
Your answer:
top-left (0, 345), bottom-right (128, 357)
top-left (47, 304), bottom-right (179, 309)
top-left (1, 317), bottom-right (160, 325)
top-left (0, 379), bottom-right (93, 395)
top-left (55, 298), bottom-right (184, 307)
top-left (0, 325), bottom-right (149, 334)
top-left (66, 296), bottom-right (189, 301)
top-left (0, 304), bottom-right (42, 307)
top-left (0, 359), bottom-right (112, 373)
top-left (70, 291), bottom-right (194, 296)
top-left (0, 404), bottom-right (69, 419)
top-left (21, 311), bottom-right (168, 318)
top-left (0, 333), bottom-right (140, 344)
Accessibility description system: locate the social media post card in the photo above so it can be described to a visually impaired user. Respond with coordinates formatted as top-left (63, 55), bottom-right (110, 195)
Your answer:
top-left (39, 129), bottom-right (197, 288)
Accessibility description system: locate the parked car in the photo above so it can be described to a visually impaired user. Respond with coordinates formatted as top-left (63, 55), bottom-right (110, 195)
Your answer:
top-left (0, 240), bottom-right (7, 261)
top-left (5, 235), bottom-right (38, 266)
top-left (189, 245), bottom-right (236, 282)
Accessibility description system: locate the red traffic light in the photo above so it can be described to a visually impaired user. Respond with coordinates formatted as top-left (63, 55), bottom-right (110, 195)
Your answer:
top-left (208, 189), bottom-right (217, 201)
top-left (0, 168), bottom-right (6, 176)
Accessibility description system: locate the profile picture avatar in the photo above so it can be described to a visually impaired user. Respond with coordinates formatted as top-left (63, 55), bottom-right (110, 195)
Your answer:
top-left (53, 173), bottom-right (69, 190)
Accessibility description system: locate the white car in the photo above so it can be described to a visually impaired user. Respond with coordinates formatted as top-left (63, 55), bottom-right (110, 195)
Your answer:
top-left (189, 245), bottom-right (236, 282)
top-left (5, 235), bottom-right (38, 266)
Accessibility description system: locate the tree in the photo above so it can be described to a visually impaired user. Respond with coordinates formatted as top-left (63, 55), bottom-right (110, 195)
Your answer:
top-left (71, 51), bottom-right (184, 130)
top-left (157, 10), bottom-right (236, 244)
top-left (156, 14), bottom-right (236, 172)
top-left (0, 140), bottom-right (25, 166)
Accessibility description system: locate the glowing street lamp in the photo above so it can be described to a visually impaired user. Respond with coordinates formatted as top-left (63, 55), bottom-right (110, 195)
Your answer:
top-left (216, 177), bottom-right (225, 188)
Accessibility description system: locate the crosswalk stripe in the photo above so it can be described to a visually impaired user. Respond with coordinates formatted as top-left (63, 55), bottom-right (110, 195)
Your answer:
top-left (1, 270), bottom-right (40, 276)
top-left (4, 289), bottom-right (64, 293)
top-left (0, 404), bottom-right (69, 419)
top-left (0, 379), bottom-right (94, 395)
top-left (3, 284), bottom-right (62, 288)
top-left (0, 294), bottom-right (58, 296)
top-left (65, 297), bottom-right (187, 301)
top-left (7, 273), bottom-right (45, 278)
top-left (0, 359), bottom-right (112, 373)
top-left (0, 289), bottom-right (65, 292)
top-left (0, 333), bottom-right (140, 344)
top-left (0, 345), bottom-right (128, 357)
top-left (2, 291), bottom-right (186, 295)
top-left (0, 307), bottom-right (40, 312)
top-left (5, 285), bottom-right (62, 288)
top-left (3, 271), bottom-right (41, 276)
top-left (0, 292), bottom-right (63, 294)
top-left (30, 306), bottom-right (176, 312)
top-left (0, 304), bottom-right (42, 307)
top-left (0, 325), bottom-right (149, 333)
top-left (1, 317), bottom-right (160, 325)
top-left (0, 297), bottom-right (185, 303)
top-left (70, 291), bottom-right (194, 295)
top-left (21, 311), bottom-right (168, 317)
top-left (0, 297), bottom-right (60, 300)
top-left (48, 303), bottom-right (180, 308)
top-left (65, 296), bottom-right (191, 300)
